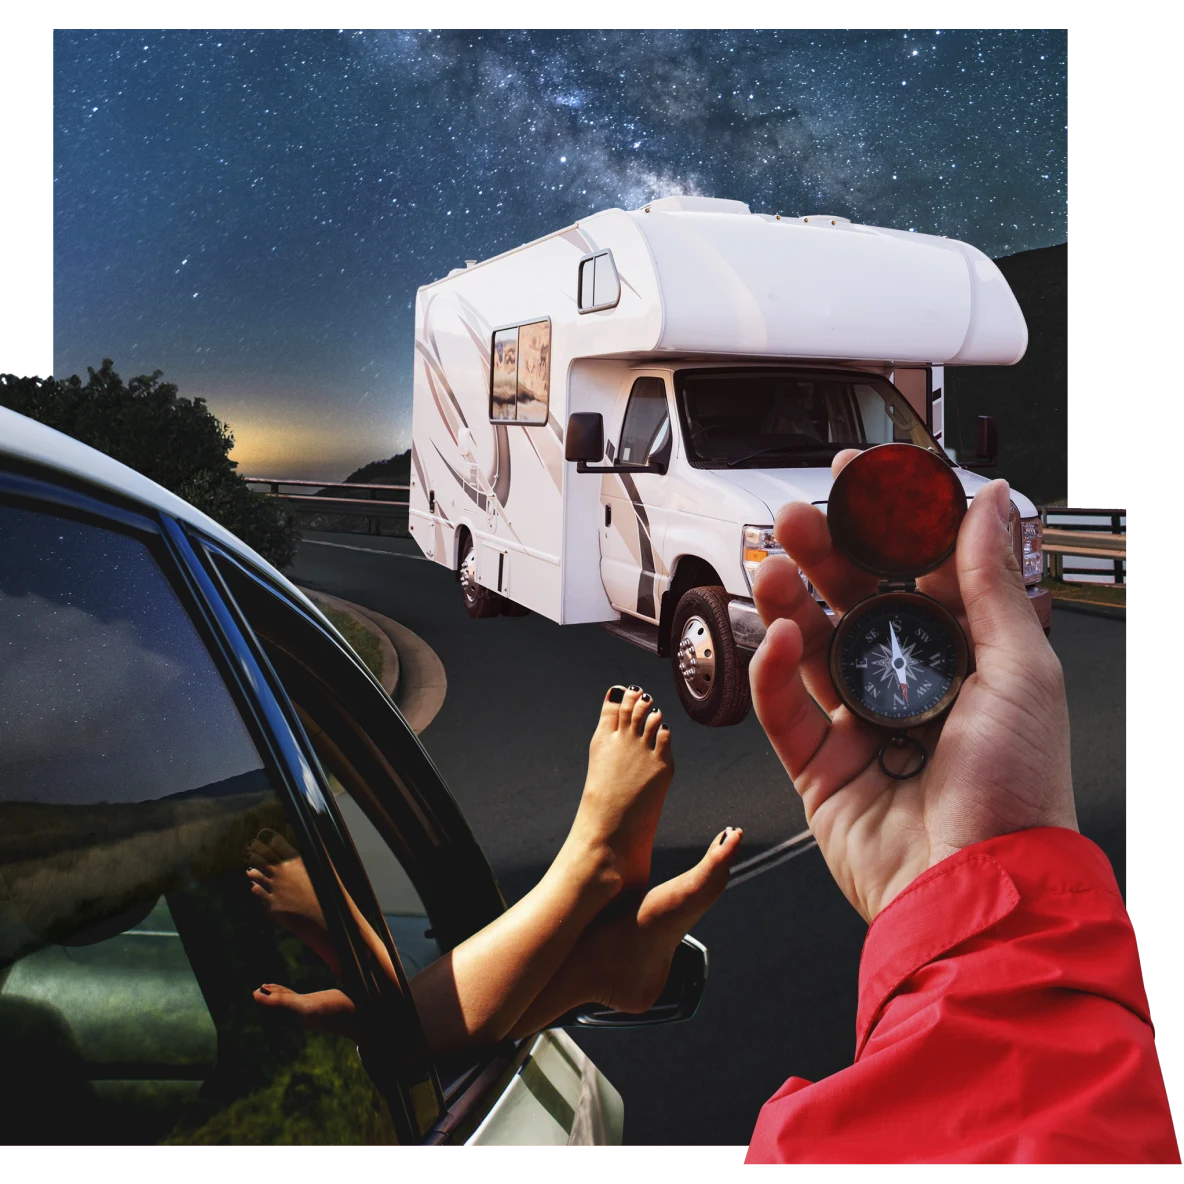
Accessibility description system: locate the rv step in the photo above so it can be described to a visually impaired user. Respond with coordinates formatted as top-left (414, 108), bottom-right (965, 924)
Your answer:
top-left (600, 617), bottom-right (661, 655)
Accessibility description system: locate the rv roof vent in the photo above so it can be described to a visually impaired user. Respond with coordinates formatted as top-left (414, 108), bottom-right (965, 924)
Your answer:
top-left (465, 259), bottom-right (478, 268)
top-left (800, 214), bottom-right (852, 226)
top-left (642, 196), bottom-right (752, 216)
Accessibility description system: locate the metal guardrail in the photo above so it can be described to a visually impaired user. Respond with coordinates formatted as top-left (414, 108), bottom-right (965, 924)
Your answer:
top-left (1046, 506), bottom-right (1127, 584)
top-left (244, 477), bottom-right (411, 535)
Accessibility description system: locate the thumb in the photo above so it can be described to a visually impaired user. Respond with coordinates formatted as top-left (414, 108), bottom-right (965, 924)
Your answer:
top-left (956, 480), bottom-right (1044, 655)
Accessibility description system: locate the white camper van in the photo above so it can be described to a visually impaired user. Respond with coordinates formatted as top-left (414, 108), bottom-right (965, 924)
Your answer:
top-left (408, 196), bottom-right (1050, 727)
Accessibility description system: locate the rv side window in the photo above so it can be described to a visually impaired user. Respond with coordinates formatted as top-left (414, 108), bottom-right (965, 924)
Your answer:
top-left (619, 377), bottom-right (671, 466)
top-left (488, 320), bottom-right (551, 425)
top-left (577, 250), bottom-right (621, 313)
top-left (491, 328), bottom-right (518, 421)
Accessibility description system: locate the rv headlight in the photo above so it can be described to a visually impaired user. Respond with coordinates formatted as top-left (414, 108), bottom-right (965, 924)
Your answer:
top-left (742, 525), bottom-right (789, 590)
top-left (1021, 517), bottom-right (1043, 584)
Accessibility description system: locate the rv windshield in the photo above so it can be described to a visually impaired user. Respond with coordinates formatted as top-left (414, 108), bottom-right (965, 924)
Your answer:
top-left (674, 368), bottom-right (943, 470)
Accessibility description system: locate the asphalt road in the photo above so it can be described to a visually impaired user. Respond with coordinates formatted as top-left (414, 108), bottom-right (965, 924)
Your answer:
top-left (287, 530), bottom-right (1126, 1146)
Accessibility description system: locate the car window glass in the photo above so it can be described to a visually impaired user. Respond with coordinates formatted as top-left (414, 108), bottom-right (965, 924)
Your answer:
top-left (619, 377), bottom-right (670, 465)
top-left (0, 502), bottom-right (401, 1145)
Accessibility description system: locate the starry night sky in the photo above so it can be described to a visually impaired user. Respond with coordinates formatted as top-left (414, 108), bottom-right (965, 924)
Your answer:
top-left (53, 29), bottom-right (1067, 480)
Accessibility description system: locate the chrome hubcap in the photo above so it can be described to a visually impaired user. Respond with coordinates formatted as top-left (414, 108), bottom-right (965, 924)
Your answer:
top-left (677, 614), bottom-right (716, 700)
top-left (460, 544), bottom-right (478, 602)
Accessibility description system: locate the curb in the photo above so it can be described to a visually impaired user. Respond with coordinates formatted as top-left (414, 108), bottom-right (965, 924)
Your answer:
top-left (1050, 599), bottom-right (1125, 623)
top-left (300, 587), bottom-right (448, 735)
top-left (303, 588), bottom-right (400, 698)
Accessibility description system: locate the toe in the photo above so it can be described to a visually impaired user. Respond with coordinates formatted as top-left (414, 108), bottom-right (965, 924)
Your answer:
top-left (601, 686), bottom-right (627, 729)
top-left (654, 722), bottom-right (673, 762)
top-left (630, 690), bottom-right (654, 733)
top-left (617, 685), bottom-right (643, 728)
top-left (643, 705), bottom-right (663, 746)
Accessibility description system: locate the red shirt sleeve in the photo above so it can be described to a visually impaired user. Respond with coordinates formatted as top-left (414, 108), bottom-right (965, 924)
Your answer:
top-left (745, 826), bottom-right (1180, 1163)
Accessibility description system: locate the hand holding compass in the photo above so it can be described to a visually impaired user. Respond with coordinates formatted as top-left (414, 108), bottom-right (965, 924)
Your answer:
top-left (748, 446), bottom-right (1077, 923)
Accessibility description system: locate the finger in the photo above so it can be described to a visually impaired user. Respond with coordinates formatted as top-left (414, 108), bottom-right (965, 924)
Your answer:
top-left (957, 481), bottom-right (1048, 659)
top-left (751, 553), bottom-right (842, 713)
top-left (772, 500), bottom-right (878, 617)
top-left (749, 618), bottom-right (831, 782)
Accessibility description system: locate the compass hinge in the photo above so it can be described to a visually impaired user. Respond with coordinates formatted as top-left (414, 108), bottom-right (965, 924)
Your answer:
top-left (877, 579), bottom-right (917, 594)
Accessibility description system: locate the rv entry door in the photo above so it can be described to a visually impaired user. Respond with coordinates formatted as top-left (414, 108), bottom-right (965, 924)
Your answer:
top-left (600, 377), bottom-right (672, 622)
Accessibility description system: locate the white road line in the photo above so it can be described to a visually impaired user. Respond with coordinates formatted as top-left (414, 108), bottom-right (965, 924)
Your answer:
top-left (303, 539), bottom-right (428, 561)
top-left (729, 827), bottom-right (814, 874)
top-left (728, 840), bottom-right (819, 888)
top-left (727, 827), bottom-right (819, 889)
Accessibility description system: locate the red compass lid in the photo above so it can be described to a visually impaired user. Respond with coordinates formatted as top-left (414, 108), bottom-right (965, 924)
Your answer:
top-left (827, 443), bottom-right (967, 579)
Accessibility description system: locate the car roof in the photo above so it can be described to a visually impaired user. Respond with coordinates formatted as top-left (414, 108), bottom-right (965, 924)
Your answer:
top-left (0, 406), bottom-right (322, 617)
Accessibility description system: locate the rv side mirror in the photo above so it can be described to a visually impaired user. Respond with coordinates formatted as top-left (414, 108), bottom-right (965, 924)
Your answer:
top-left (975, 415), bottom-right (998, 462)
top-left (565, 412), bottom-right (604, 463)
top-left (551, 935), bottom-right (708, 1029)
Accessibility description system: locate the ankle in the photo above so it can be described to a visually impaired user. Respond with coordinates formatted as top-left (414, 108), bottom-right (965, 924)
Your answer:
top-left (553, 835), bottom-right (624, 904)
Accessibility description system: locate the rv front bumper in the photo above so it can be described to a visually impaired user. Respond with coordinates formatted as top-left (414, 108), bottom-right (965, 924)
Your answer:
top-left (730, 593), bottom-right (839, 651)
top-left (728, 598), bottom-right (767, 651)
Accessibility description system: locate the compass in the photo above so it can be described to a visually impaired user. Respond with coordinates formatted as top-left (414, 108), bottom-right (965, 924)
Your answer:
top-left (826, 444), bottom-right (970, 779)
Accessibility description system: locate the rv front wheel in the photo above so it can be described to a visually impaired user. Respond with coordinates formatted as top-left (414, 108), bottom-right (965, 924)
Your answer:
top-left (459, 536), bottom-right (504, 619)
top-left (670, 586), bottom-right (751, 727)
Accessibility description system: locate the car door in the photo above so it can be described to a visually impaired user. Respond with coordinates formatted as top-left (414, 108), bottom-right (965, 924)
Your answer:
top-left (205, 546), bottom-right (625, 1144)
top-left (0, 474), bottom-right (428, 1144)
top-left (599, 375), bottom-right (674, 621)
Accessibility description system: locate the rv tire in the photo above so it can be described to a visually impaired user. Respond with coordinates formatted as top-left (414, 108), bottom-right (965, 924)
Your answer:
top-left (670, 586), bottom-right (752, 727)
top-left (458, 535), bottom-right (504, 619)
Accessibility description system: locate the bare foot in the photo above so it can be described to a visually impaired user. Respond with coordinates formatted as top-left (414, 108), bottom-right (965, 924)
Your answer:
top-left (593, 826), bottom-right (742, 1013)
top-left (565, 685), bottom-right (676, 892)
top-left (513, 827), bottom-right (743, 1031)
top-left (253, 983), bottom-right (362, 1043)
top-left (246, 830), bottom-right (339, 976)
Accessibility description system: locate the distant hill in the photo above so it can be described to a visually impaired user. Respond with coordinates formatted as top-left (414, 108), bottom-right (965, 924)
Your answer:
top-left (944, 243), bottom-right (1067, 505)
top-left (337, 451), bottom-right (411, 488)
top-left (301, 449), bottom-right (412, 537)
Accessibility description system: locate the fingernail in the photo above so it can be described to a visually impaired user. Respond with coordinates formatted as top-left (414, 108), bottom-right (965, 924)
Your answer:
top-left (993, 480), bottom-right (1011, 525)
top-left (608, 686), bottom-right (625, 703)
top-left (641, 692), bottom-right (652, 702)
top-left (628, 685), bottom-right (641, 692)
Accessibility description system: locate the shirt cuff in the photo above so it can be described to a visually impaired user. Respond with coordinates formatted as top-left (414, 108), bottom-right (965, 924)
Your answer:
top-left (855, 826), bottom-right (1133, 1059)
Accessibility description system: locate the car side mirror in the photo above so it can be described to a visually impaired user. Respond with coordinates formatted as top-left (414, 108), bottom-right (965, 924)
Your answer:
top-left (551, 935), bottom-right (707, 1029)
top-left (564, 412), bottom-right (605, 463)
top-left (565, 411), bottom-right (667, 476)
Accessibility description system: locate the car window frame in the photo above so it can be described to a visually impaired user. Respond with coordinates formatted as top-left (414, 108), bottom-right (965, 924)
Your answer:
top-left (201, 542), bottom-right (531, 1139)
top-left (0, 458), bottom-right (440, 1142)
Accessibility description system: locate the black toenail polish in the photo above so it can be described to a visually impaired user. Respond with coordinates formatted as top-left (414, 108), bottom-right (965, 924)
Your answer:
top-left (628, 685), bottom-right (641, 692)
top-left (608, 687), bottom-right (625, 703)
top-left (649, 705), bottom-right (659, 714)
top-left (259, 986), bottom-right (271, 995)
top-left (660, 723), bottom-right (669, 731)
top-left (642, 693), bottom-right (652, 702)
top-left (719, 833), bottom-right (727, 845)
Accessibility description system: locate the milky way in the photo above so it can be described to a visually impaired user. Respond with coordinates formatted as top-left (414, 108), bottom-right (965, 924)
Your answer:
top-left (53, 29), bottom-right (1066, 478)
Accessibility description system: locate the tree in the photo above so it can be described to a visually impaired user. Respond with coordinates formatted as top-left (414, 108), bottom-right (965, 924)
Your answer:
top-left (0, 359), bottom-right (300, 567)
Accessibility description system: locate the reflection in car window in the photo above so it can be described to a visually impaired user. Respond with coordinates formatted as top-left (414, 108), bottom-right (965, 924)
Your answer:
top-left (0, 503), bottom-right (399, 1144)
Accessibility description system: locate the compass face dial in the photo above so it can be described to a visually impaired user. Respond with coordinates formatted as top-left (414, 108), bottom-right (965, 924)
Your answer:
top-left (831, 593), bottom-right (968, 728)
